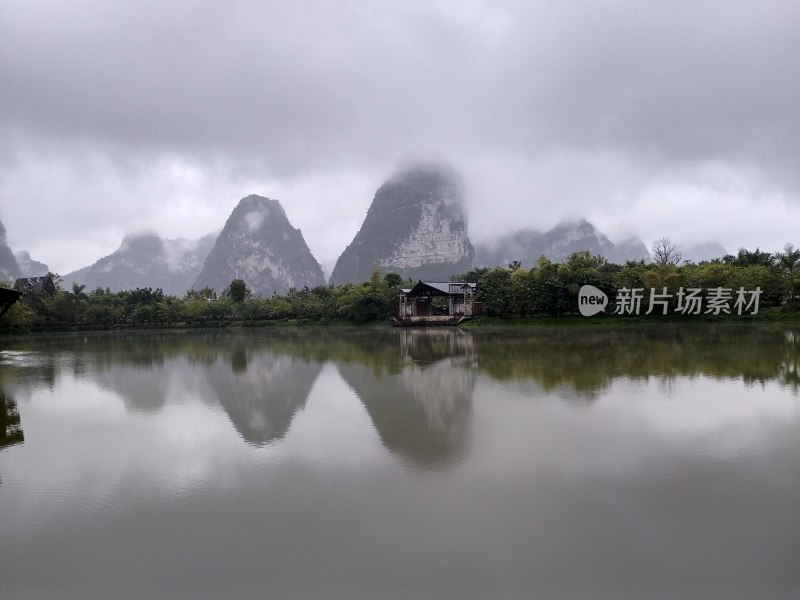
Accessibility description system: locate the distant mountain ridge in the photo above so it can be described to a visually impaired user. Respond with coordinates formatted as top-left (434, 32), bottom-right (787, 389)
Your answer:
top-left (193, 195), bottom-right (325, 296)
top-left (330, 164), bottom-right (474, 285)
top-left (12, 163), bottom-right (739, 295)
top-left (475, 218), bottom-right (651, 268)
top-left (63, 233), bottom-right (216, 295)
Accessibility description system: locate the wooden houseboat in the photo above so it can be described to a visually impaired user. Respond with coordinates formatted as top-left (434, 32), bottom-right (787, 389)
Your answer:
top-left (393, 281), bottom-right (480, 326)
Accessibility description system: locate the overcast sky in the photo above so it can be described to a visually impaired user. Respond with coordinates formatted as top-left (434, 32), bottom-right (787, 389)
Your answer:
top-left (1, 0), bottom-right (799, 275)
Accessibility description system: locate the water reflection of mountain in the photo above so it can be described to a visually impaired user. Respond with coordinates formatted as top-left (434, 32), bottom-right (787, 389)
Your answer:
top-left (93, 364), bottom-right (178, 413)
top-left (0, 391), bottom-right (24, 449)
top-left (205, 348), bottom-right (322, 446)
top-left (0, 326), bottom-right (797, 453)
top-left (87, 336), bottom-right (323, 445)
top-left (338, 329), bottom-right (476, 470)
top-left (1, 333), bottom-right (327, 446)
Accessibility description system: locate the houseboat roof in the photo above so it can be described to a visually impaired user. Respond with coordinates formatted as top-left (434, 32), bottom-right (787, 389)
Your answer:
top-left (14, 275), bottom-right (56, 297)
top-left (404, 281), bottom-right (476, 297)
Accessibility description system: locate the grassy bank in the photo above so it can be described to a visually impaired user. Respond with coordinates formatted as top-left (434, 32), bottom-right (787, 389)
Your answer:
top-left (3, 306), bottom-right (800, 336)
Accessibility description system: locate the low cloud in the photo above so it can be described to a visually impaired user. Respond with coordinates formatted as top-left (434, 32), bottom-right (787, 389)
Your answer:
top-left (2, 0), bottom-right (798, 273)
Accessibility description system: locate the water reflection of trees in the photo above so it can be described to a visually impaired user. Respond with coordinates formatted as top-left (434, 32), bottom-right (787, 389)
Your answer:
top-left (1, 325), bottom-right (797, 454)
top-left (0, 391), bottom-right (24, 449)
top-left (333, 325), bottom-right (800, 395)
top-left (473, 325), bottom-right (800, 394)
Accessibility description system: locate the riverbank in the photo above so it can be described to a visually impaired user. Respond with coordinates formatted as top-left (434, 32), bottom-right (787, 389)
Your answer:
top-left (0, 317), bottom-right (390, 336)
top-left (3, 306), bottom-right (799, 336)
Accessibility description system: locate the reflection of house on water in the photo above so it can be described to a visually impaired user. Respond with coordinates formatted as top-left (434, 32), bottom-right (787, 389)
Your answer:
top-left (398, 327), bottom-right (477, 367)
top-left (205, 349), bottom-right (323, 446)
top-left (338, 329), bottom-right (476, 470)
top-left (0, 392), bottom-right (24, 449)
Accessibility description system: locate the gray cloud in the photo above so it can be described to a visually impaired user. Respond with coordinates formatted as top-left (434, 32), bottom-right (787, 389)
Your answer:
top-left (1, 0), bottom-right (799, 273)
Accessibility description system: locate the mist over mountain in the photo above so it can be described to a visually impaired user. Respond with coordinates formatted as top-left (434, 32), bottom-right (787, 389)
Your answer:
top-left (14, 251), bottom-right (50, 277)
top-left (0, 221), bottom-right (22, 283)
top-left (612, 237), bottom-right (654, 264)
top-left (12, 168), bottom-right (735, 296)
top-left (680, 241), bottom-right (728, 264)
top-left (63, 233), bottom-right (216, 295)
top-left (475, 218), bottom-right (651, 268)
top-left (330, 165), bottom-right (474, 285)
top-left (193, 195), bottom-right (325, 296)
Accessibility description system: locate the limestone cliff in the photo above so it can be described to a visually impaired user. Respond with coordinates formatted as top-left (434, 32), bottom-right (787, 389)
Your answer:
top-left (194, 195), bottom-right (325, 296)
top-left (330, 165), bottom-right (474, 285)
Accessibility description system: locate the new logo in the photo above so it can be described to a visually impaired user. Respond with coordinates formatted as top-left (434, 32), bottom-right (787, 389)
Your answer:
top-left (578, 285), bottom-right (608, 317)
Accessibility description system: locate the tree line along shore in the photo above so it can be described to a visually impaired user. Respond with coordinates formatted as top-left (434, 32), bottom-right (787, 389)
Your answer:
top-left (1, 244), bottom-right (799, 334)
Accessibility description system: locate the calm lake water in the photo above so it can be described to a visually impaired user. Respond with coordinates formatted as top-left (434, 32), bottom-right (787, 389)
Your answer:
top-left (1, 325), bottom-right (799, 599)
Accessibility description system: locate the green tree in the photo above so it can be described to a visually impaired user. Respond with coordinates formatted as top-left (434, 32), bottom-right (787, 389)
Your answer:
top-left (642, 264), bottom-right (683, 291)
top-left (478, 268), bottom-right (512, 316)
top-left (241, 297), bottom-right (269, 320)
top-left (456, 267), bottom-right (489, 283)
top-left (267, 295), bottom-right (293, 319)
top-left (226, 279), bottom-right (249, 303)
top-left (723, 247), bottom-right (775, 267)
top-left (156, 297), bottom-right (183, 322)
top-left (50, 292), bottom-right (76, 323)
top-left (729, 264), bottom-right (785, 308)
top-left (383, 272), bottom-right (404, 289)
top-left (70, 283), bottom-right (87, 302)
top-left (185, 287), bottom-right (217, 301)
top-left (83, 287), bottom-right (123, 324)
top-left (0, 302), bottom-right (37, 331)
top-left (564, 251), bottom-right (607, 272)
top-left (131, 303), bottom-right (157, 324)
top-left (509, 268), bottom-right (536, 315)
top-left (613, 260), bottom-right (649, 290)
top-left (526, 256), bottom-right (568, 316)
top-left (68, 283), bottom-right (88, 322)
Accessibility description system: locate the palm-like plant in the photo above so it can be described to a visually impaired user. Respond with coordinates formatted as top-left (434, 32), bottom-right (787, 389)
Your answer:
top-left (68, 283), bottom-right (88, 321)
top-left (70, 283), bottom-right (88, 303)
top-left (777, 243), bottom-right (800, 301)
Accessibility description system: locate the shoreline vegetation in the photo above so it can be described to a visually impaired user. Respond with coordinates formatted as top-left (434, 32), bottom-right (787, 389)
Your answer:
top-left (2, 246), bottom-right (799, 335)
top-left (3, 309), bottom-right (800, 338)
